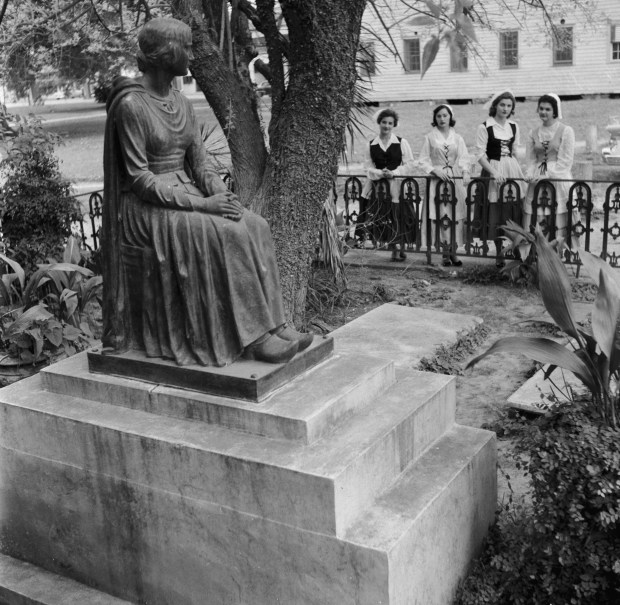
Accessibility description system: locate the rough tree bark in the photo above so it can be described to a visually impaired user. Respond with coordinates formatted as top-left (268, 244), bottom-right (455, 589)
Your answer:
top-left (171, 0), bottom-right (366, 323)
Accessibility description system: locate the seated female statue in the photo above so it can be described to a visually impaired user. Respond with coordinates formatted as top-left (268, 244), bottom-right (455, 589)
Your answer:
top-left (102, 17), bottom-right (312, 366)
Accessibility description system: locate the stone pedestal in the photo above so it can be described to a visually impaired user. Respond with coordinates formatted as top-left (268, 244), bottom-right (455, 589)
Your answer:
top-left (0, 304), bottom-right (496, 605)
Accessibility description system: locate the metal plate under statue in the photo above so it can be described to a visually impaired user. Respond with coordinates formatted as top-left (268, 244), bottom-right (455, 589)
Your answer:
top-left (89, 17), bottom-right (330, 399)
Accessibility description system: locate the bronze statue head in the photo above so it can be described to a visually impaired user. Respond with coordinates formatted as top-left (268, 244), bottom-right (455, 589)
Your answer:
top-left (136, 18), bottom-right (192, 73)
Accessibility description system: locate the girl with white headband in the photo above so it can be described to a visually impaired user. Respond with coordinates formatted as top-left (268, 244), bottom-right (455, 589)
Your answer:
top-left (474, 90), bottom-right (525, 268)
top-left (358, 107), bottom-right (415, 261)
top-left (418, 103), bottom-right (471, 266)
top-left (524, 93), bottom-right (578, 241)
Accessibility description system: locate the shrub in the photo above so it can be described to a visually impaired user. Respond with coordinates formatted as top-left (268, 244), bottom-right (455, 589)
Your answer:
top-left (456, 406), bottom-right (620, 605)
top-left (468, 226), bottom-right (620, 428)
top-left (0, 111), bottom-right (79, 273)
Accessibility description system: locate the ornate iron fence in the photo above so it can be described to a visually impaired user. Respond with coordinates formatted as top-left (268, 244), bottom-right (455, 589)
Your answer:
top-left (68, 176), bottom-right (620, 269)
top-left (69, 189), bottom-right (103, 251)
top-left (339, 174), bottom-right (620, 267)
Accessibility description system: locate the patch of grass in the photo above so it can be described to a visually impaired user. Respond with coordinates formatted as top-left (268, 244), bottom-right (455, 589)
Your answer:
top-left (418, 323), bottom-right (490, 376)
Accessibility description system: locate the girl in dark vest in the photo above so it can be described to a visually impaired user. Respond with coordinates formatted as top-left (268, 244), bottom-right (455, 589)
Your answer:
top-left (358, 108), bottom-right (414, 261)
top-left (474, 90), bottom-right (525, 267)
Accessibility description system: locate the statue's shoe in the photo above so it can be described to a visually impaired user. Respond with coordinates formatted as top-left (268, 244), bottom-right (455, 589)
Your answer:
top-left (243, 334), bottom-right (298, 364)
top-left (276, 325), bottom-right (314, 352)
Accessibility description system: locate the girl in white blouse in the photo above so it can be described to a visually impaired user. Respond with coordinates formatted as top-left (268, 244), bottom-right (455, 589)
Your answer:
top-left (418, 104), bottom-right (470, 266)
top-left (524, 93), bottom-right (578, 240)
top-left (475, 90), bottom-right (525, 266)
top-left (359, 108), bottom-right (415, 261)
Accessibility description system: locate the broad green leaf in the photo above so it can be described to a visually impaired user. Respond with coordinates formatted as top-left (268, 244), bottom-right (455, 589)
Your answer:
top-left (62, 324), bottom-right (85, 342)
top-left (579, 251), bottom-right (620, 295)
top-left (25, 328), bottom-right (44, 360)
top-left (466, 335), bottom-right (597, 392)
top-left (5, 305), bottom-right (53, 338)
top-left (592, 270), bottom-right (620, 360)
top-left (60, 289), bottom-right (78, 319)
top-left (43, 319), bottom-right (64, 347)
top-left (421, 36), bottom-right (440, 78)
top-left (63, 236), bottom-right (82, 265)
top-left (46, 263), bottom-right (93, 277)
top-left (0, 278), bottom-right (12, 306)
top-left (535, 228), bottom-right (581, 342)
top-left (23, 268), bottom-right (48, 307)
top-left (0, 253), bottom-right (25, 290)
top-left (424, 0), bottom-right (441, 18)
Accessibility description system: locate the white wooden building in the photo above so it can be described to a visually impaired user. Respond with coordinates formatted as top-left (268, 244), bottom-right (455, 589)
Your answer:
top-left (360, 0), bottom-right (620, 102)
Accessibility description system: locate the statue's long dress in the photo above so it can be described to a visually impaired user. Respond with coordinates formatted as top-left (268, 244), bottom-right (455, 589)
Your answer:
top-left (106, 84), bottom-right (285, 366)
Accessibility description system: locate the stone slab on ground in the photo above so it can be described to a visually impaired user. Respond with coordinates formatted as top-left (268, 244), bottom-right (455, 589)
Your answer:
top-left (508, 365), bottom-right (589, 414)
top-left (0, 553), bottom-right (132, 605)
top-left (0, 303), bottom-right (496, 605)
top-left (331, 302), bottom-right (483, 368)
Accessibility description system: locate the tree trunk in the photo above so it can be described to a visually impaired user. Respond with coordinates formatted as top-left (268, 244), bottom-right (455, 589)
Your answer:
top-left (174, 0), bottom-right (366, 322)
top-left (263, 0), bottom-right (366, 321)
top-left (176, 0), bottom-right (269, 208)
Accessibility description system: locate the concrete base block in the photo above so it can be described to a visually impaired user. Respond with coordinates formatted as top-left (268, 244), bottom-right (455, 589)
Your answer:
top-left (0, 304), bottom-right (496, 605)
top-left (0, 553), bottom-right (132, 605)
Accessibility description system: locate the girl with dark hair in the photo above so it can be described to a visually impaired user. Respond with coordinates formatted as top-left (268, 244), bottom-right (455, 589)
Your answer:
top-left (474, 90), bottom-right (525, 266)
top-left (102, 18), bottom-right (312, 366)
top-left (418, 104), bottom-right (470, 266)
top-left (524, 93), bottom-right (578, 239)
top-left (358, 107), bottom-right (414, 261)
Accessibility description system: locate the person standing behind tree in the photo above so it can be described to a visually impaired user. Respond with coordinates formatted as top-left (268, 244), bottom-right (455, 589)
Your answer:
top-left (418, 103), bottom-right (471, 266)
top-left (357, 108), bottom-right (414, 261)
top-left (474, 90), bottom-right (524, 267)
top-left (523, 93), bottom-right (578, 241)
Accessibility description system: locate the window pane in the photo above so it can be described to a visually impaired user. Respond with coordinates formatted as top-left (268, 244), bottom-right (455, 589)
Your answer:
top-left (553, 26), bottom-right (573, 65)
top-left (450, 44), bottom-right (468, 72)
top-left (500, 31), bottom-right (518, 68)
top-left (404, 39), bottom-right (420, 72)
top-left (614, 42), bottom-right (620, 61)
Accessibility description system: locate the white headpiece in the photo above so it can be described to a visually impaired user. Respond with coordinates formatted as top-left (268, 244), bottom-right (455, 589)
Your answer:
top-left (483, 89), bottom-right (516, 111)
top-left (545, 93), bottom-right (563, 119)
top-left (435, 103), bottom-right (454, 118)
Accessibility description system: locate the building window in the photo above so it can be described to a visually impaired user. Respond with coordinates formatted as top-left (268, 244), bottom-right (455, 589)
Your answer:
top-left (450, 44), bottom-right (468, 72)
top-left (358, 41), bottom-right (376, 77)
top-left (499, 31), bottom-right (518, 68)
top-left (404, 38), bottom-right (421, 73)
top-left (611, 25), bottom-right (620, 60)
top-left (553, 26), bottom-right (573, 65)
top-left (182, 76), bottom-right (193, 84)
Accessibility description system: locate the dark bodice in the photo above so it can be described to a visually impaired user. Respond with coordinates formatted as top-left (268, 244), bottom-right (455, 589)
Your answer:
top-left (370, 136), bottom-right (403, 170)
top-left (485, 123), bottom-right (516, 161)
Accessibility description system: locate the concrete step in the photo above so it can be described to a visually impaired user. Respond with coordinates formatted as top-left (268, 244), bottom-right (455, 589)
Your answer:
top-left (344, 424), bottom-right (497, 604)
top-left (0, 366), bottom-right (453, 536)
top-left (331, 303), bottom-right (483, 369)
top-left (40, 351), bottom-right (395, 444)
top-left (0, 553), bottom-right (133, 605)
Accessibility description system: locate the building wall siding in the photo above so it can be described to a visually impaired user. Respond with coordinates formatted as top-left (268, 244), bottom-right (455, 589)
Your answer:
top-left (362, 0), bottom-right (620, 102)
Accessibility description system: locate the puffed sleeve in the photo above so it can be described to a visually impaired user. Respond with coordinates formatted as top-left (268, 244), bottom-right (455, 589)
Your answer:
top-left (456, 134), bottom-right (471, 173)
top-left (474, 123), bottom-right (489, 162)
top-left (418, 134), bottom-right (434, 174)
top-left (116, 95), bottom-right (195, 209)
top-left (551, 124), bottom-right (575, 175)
top-left (364, 141), bottom-right (384, 181)
top-left (393, 137), bottom-right (415, 176)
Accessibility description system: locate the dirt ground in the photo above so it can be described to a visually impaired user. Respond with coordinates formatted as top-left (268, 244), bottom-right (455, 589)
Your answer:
top-left (308, 252), bottom-right (597, 503)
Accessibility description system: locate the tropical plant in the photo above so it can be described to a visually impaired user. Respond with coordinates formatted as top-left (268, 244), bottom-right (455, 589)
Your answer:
top-left (468, 226), bottom-right (620, 428)
top-left (0, 239), bottom-right (102, 363)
